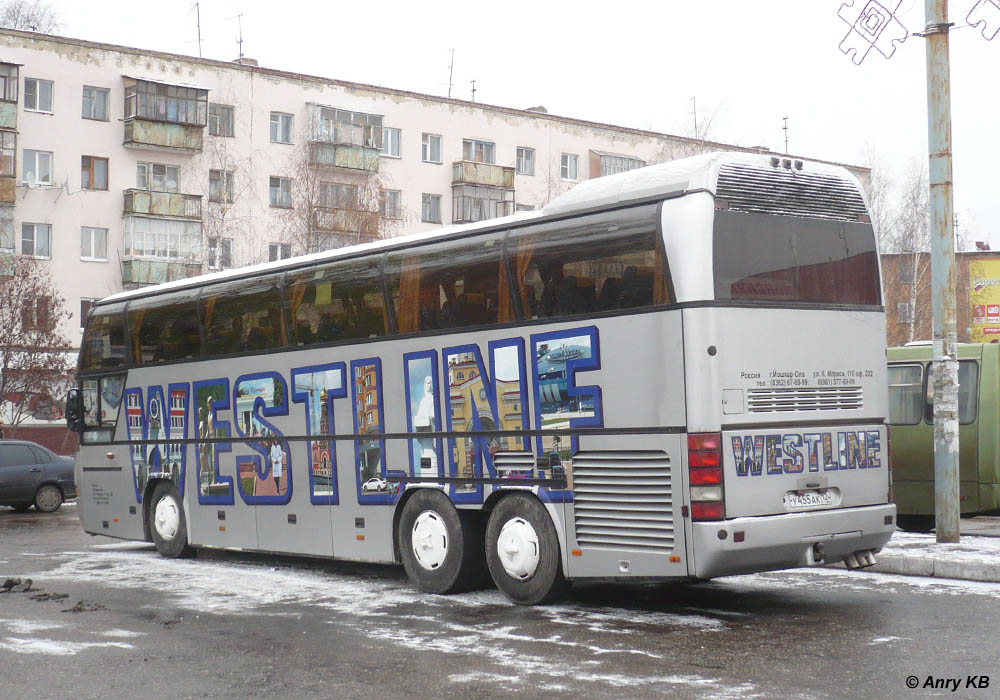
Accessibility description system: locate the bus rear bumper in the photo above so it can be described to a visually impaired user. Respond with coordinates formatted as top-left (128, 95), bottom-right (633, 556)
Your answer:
top-left (690, 504), bottom-right (896, 579)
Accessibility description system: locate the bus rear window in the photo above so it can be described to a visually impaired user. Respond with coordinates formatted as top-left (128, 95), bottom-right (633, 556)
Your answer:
top-left (713, 212), bottom-right (881, 304)
top-left (79, 303), bottom-right (127, 371)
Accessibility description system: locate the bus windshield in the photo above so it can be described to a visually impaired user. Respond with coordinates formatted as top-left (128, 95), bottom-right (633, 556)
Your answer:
top-left (713, 211), bottom-right (881, 305)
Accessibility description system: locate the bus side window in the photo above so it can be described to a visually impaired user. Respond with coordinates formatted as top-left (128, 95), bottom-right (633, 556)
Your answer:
top-left (924, 360), bottom-right (980, 425)
top-left (887, 364), bottom-right (923, 425)
top-left (387, 231), bottom-right (507, 334)
top-left (202, 274), bottom-right (288, 357)
top-left (508, 204), bottom-right (671, 320)
top-left (286, 255), bottom-right (388, 346)
top-left (126, 292), bottom-right (200, 365)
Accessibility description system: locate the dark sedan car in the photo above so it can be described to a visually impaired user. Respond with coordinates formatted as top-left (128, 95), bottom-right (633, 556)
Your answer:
top-left (0, 440), bottom-right (76, 512)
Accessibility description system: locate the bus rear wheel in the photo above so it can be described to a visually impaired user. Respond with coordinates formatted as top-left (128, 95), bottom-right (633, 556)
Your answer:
top-left (486, 494), bottom-right (566, 605)
top-left (149, 481), bottom-right (193, 558)
top-left (398, 489), bottom-right (485, 595)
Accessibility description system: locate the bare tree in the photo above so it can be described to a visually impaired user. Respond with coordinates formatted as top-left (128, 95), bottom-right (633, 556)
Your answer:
top-left (0, 0), bottom-right (61, 33)
top-left (273, 133), bottom-right (399, 258)
top-left (0, 253), bottom-right (72, 435)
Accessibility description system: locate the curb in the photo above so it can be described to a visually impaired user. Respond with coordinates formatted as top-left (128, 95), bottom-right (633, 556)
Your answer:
top-left (870, 554), bottom-right (1000, 583)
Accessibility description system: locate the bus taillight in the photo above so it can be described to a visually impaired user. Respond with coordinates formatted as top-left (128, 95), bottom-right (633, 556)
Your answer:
top-left (688, 433), bottom-right (724, 521)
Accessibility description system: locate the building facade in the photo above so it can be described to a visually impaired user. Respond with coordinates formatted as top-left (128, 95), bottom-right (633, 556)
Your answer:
top-left (0, 28), bottom-right (871, 351)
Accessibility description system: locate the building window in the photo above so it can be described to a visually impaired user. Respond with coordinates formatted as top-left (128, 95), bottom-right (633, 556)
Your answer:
top-left (515, 204), bottom-right (535, 212)
top-left (80, 226), bottom-right (108, 261)
top-left (310, 106), bottom-right (383, 148)
top-left (381, 127), bottom-right (401, 158)
top-left (124, 79), bottom-right (207, 126)
top-left (0, 207), bottom-right (13, 251)
top-left (269, 176), bottom-right (292, 207)
top-left (269, 243), bottom-right (292, 262)
top-left (80, 299), bottom-right (95, 330)
top-left (137, 162), bottom-right (179, 192)
top-left (599, 153), bottom-right (645, 177)
top-left (561, 153), bottom-right (578, 181)
top-left (898, 264), bottom-right (914, 284)
top-left (81, 86), bottom-right (109, 121)
top-left (81, 156), bottom-right (109, 190)
top-left (207, 237), bottom-right (233, 269)
top-left (462, 139), bottom-right (495, 164)
top-left (0, 129), bottom-right (14, 177)
top-left (516, 147), bottom-right (535, 176)
top-left (897, 302), bottom-right (911, 322)
top-left (22, 149), bottom-right (52, 185)
top-left (270, 112), bottom-right (294, 144)
top-left (0, 64), bottom-right (18, 102)
top-left (123, 217), bottom-right (201, 260)
top-left (24, 78), bottom-right (53, 112)
top-left (209, 169), bottom-right (234, 203)
top-left (22, 296), bottom-right (51, 331)
top-left (208, 103), bottom-right (235, 137)
top-left (421, 193), bottom-right (441, 224)
top-left (319, 181), bottom-right (358, 209)
top-left (379, 189), bottom-right (402, 219)
top-left (452, 184), bottom-right (514, 223)
top-left (21, 223), bottom-right (51, 258)
top-left (421, 133), bottom-right (441, 163)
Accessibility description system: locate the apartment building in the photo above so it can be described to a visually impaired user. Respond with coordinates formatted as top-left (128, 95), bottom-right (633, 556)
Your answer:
top-left (0, 28), bottom-right (859, 350)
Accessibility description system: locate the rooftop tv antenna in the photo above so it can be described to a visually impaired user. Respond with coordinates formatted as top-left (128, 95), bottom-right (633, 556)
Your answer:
top-left (783, 116), bottom-right (789, 154)
top-left (470, 79), bottom-right (477, 102)
top-left (448, 49), bottom-right (455, 98)
top-left (191, 3), bottom-right (202, 57)
top-left (691, 96), bottom-right (697, 138)
top-left (228, 13), bottom-right (244, 59)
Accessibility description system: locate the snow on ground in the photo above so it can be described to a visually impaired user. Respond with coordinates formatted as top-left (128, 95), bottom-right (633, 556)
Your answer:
top-left (880, 531), bottom-right (1000, 564)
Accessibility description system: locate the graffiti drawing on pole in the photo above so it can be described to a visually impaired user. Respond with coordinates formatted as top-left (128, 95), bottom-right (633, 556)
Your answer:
top-left (837, 1), bottom-right (910, 64)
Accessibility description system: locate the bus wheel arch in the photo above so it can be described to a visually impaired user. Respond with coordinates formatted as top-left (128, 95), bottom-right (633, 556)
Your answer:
top-left (396, 488), bottom-right (486, 595)
top-left (485, 492), bottom-right (567, 605)
top-left (147, 480), bottom-right (193, 558)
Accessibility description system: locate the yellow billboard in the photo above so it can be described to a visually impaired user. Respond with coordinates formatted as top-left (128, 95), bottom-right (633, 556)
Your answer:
top-left (969, 258), bottom-right (1000, 342)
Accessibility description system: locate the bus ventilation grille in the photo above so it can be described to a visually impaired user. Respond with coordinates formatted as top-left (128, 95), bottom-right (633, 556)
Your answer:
top-left (716, 164), bottom-right (868, 221)
top-left (571, 450), bottom-right (674, 553)
top-left (747, 387), bottom-right (863, 412)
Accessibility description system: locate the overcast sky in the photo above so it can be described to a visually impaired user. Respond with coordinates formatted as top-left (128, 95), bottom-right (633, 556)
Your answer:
top-left (46, 0), bottom-right (999, 244)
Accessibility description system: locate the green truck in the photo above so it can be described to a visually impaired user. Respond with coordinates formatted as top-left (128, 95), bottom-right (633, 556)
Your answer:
top-left (887, 342), bottom-right (1000, 531)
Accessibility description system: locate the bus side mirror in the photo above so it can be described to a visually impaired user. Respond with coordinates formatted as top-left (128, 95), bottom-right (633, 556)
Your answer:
top-left (65, 388), bottom-right (83, 433)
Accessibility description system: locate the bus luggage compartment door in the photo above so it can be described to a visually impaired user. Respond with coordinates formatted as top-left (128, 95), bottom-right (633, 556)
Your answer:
top-left (77, 446), bottom-right (145, 541)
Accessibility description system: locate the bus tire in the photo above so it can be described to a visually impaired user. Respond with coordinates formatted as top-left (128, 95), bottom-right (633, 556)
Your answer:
top-left (485, 493), bottom-right (566, 605)
top-left (896, 514), bottom-right (935, 533)
top-left (149, 481), bottom-right (193, 558)
top-left (398, 489), bottom-right (485, 595)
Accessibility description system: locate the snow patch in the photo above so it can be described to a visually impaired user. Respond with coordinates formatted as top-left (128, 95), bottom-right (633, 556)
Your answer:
top-left (101, 629), bottom-right (147, 638)
top-left (0, 619), bottom-right (63, 634)
top-left (0, 637), bottom-right (134, 655)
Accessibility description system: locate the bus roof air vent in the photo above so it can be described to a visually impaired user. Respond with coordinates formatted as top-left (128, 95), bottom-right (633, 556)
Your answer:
top-left (716, 163), bottom-right (868, 222)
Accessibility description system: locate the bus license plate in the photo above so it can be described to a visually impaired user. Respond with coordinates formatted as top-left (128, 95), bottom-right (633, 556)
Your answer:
top-left (784, 489), bottom-right (835, 510)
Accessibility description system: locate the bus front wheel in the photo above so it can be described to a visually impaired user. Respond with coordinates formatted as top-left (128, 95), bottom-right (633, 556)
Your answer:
top-left (148, 481), bottom-right (193, 558)
top-left (398, 489), bottom-right (485, 594)
top-left (486, 494), bottom-right (566, 605)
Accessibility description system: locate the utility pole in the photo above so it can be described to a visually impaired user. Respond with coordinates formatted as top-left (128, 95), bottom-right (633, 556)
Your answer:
top-left (923, 0), bottom-right (960, 543)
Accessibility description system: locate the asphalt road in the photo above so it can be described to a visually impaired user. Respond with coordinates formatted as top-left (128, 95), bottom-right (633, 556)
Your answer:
top-left (1, 504), bottom-right (998, 700)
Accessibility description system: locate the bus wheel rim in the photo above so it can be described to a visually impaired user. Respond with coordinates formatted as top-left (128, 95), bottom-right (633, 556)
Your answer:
top-left (412, 511), bottom-right (448, 571)
top-left (497, 517), bottom-right (540, 580)
top-left (154, 496), bottom-right (180, 540)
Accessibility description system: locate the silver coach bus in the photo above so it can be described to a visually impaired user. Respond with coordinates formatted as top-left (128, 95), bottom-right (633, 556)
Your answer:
top-left (67, 152), bottom-right (895, 605)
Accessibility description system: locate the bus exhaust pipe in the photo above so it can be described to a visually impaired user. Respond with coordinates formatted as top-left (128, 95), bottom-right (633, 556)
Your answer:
top-left (844, 549), bottom-right (877, 570)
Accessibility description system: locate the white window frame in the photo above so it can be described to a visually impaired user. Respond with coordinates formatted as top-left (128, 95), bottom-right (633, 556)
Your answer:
top-left (516, 147), bottom-right (535, 176)
top-left (561, 153), bottom-right (579, 181)
top-left (208, 103), bottom-right (235, 137)
top-left (269, 176), bottom-right (292, 208)
top-left (269, 242), bottom-right (292, 262)
top-left (21, 222), bottom-right (51, 258)
top-left (0, 64), bottom-right (18, 102)
top-left (421, 193), bottom-right (441, 224)
top-left (81, 86), bottom-right (109, 121)
top-left (137, 162), bottom-right (179, 192)
top-left (380, 189), bottom-right (402, 219)
top-left (270, 112), bottom-right (294, 144)
top-left (22, 149), bottom-right (52, 185)
top-left (24, 77), bottom-right (53, 112)
top-left (207, 236), bottom-right (233, 269)
top-left (462, 139), bottom-right (495, 164)
top-left (421, 133), bottom-right (441, 163)
top-left (80, 226), bottom-right (109, 262)
top-left (209, 169), bottom-right (234, 203)
top-left (381, 127), bottom-right (401, 158)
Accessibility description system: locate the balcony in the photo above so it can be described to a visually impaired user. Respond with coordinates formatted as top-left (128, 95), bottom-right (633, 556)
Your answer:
top-left (451, 183), bottom-right (515, 224)
top-left (124, 189), bottom-right (203, 220)
top-left (124, 118), bottom-right (204, 153)
top-left (0, 177), bottom-right (13, 204)
top-left (312, 206), bottom-right (378, 234)
top-left (452, 161), bottom-right (515, 189)
top-left (121, 259), bottom-right (202, 287)
top-left (308, 142), bottom-right (379, 173)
